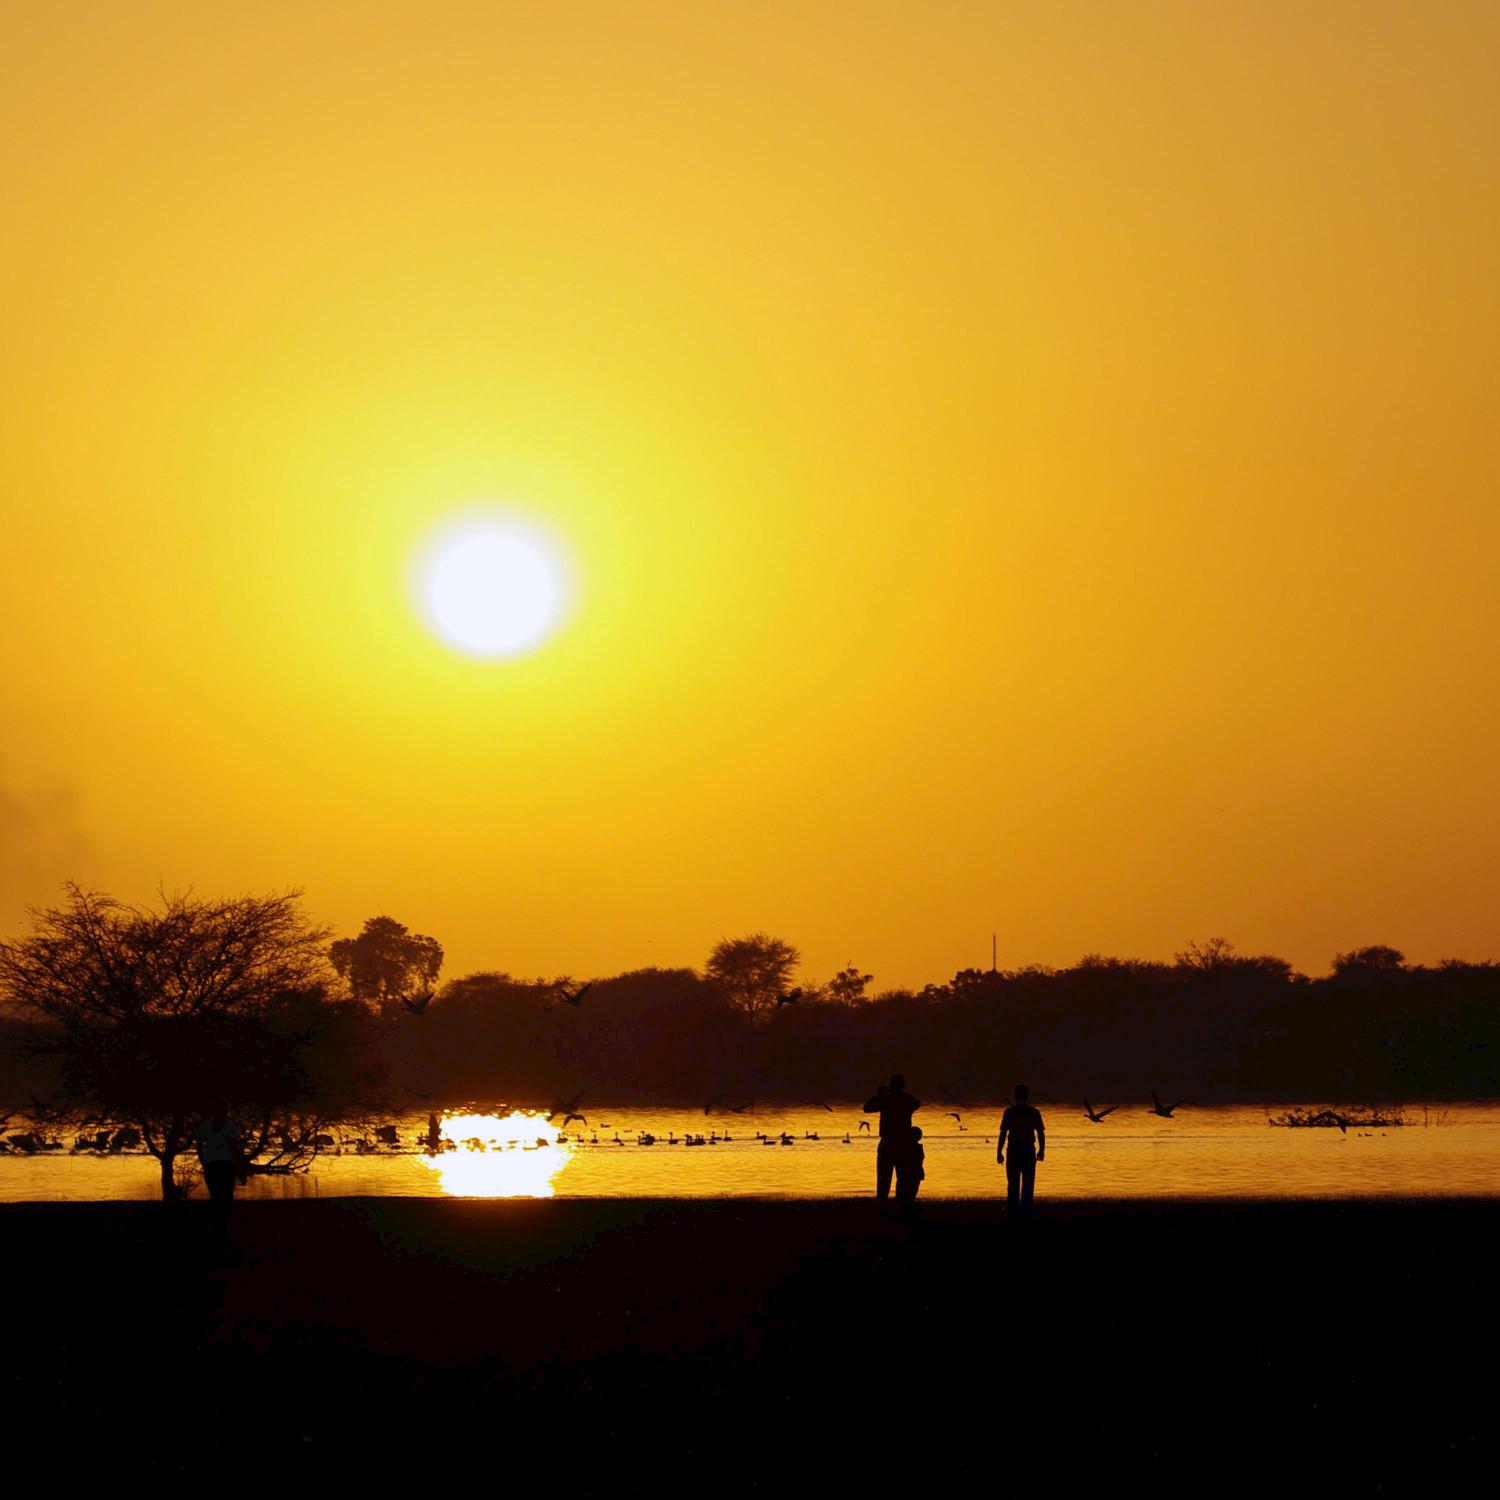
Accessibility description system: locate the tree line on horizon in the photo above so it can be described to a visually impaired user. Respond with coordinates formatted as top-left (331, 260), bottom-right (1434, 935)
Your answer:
top-left (1, 889), bottom-right (1496, 1199)
top-left (370, 928), bottom-right (1499, 1107)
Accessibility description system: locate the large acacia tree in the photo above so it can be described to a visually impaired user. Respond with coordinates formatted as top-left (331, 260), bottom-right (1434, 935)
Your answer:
top-left (0, 885), bottom-right (387, 1198)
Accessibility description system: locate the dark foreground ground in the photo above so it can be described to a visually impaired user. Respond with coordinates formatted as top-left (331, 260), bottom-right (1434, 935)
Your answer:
top-left (5, 1196), bottom-right (1492, 1489)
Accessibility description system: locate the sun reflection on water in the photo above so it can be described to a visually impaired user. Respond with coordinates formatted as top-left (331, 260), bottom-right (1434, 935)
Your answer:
top-left (418, 1111), bottom-right (574, 1198)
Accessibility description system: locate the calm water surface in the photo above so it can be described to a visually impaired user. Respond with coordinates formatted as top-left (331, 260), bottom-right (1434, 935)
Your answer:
top-left (3, 1101), bottom-right (1497, 1202)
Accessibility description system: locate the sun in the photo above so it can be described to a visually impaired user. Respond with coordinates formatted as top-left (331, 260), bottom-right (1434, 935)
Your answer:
top-left (414, 513), bottom-right (573, 658)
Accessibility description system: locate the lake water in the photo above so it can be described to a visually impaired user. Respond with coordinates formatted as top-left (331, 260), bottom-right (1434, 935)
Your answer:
top-left (3, 1100), bottom-right (1497, 1201)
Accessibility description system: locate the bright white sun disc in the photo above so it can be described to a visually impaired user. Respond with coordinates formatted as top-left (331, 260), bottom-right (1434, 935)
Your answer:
top-left (416, 517), bottom-right (571, 657)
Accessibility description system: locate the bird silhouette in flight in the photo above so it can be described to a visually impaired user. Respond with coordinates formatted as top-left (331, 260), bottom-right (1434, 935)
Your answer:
top-left (726, 1099), bottom-right (754, 1114)
top-left (858, 1119), bottom-right (871, 1133)
top-left (946, 1111), bottom-right (963, 1125)
top-left (1083, 1099), bottom-right (1119, 1123)
top-left (545, 980), bottom-right (592, 1012)
top-left (775, 988), bottom-right (802, 1008)
top-left (401, 990), bottom-right (434, 1015)
top-left (560, 1112), bottom-right (587, 1128)
top-left (807, 1100), bottom-right (834, 1112)
top-left (1150, 1091), bottom-right (1185, 1118)
top-left (548, 1089), bottom-right (586, 1122)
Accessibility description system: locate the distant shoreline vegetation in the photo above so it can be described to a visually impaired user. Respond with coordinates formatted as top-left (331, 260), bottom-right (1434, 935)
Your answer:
top-left (1268, 1106), bottom-right (1409, 1130)
top-left (300, 924), bottom-right (1500, 1107)
top-left (3, 905), bottom-right (1498, 1139)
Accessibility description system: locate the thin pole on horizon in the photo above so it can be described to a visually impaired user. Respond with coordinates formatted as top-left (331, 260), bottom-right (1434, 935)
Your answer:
top-left (991, 933), bottom-right (997, 972)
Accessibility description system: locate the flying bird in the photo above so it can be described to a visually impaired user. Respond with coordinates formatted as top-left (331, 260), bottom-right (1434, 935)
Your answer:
top-left (560, 1113), bottom-right (587, 1128)
top-left (1083, 1099), bottom-right (1118, 1123)
top-left (858, 1120), bottom-right (871, 1133)
top-left (401, 990), bottom-right (434, 1015)
top-left (545, 980), bottom-right (593, 1012)
top-left (727, 1099), bottom-right (754, 1114)
top-left (548, 1089), bottom-right (586, 1122)
top-left (775, 988), bottom-right (803, 1008)
top-left (1150, 1091), bottom-right (1185, 1118)
top-left (807, 1100), bottom-right (834, 1112)
top-left (946, 1111), bottom-right (963, 1124)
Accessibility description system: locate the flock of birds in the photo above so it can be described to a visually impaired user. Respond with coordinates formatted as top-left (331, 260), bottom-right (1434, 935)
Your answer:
top-left (363, 1083), bottom-right (1208, 1155)
top-left (337, 1086), bottom-right (1204, 1157)
top-left (2, 1090), bottom-right (1408, 1167)
top-left (515, 1088), bottom-right (1201, 1152)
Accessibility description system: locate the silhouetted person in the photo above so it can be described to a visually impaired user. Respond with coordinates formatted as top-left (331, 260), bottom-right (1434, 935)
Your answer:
top-left (194, 1100), bottom-right (247, 1256)
top-left (895, 1124), bottom-right (925, 1216)
top-left (997, 1084), bottom-right (1045, 1217)
top-left (864, 1073), bottom-right (921, 1206)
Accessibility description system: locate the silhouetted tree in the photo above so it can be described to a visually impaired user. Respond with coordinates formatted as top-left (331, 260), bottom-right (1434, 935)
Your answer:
top-left (1174, 937), bottom-right (1241, 975)
top-left (705, 933), bottom-right (800, 1020)
top-left (331, 915), bottom-right (444, 1010)
top-left (824, 963), bottom-right (874, 1007)
top-left (1175, 937), bottom-right (1293, 984)
top-left (948, 967), bottom-right (1009, 1002)
top-left (1332, 945), bottom-right (1407, 976)
top-left (0, 885), bottom-right (386, 1197)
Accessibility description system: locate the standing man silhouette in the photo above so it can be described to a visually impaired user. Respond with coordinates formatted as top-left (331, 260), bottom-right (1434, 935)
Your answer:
top-left (997, 1083), bottom-right (1045, 1217)
top-left (864, 1073), bottom-right (921, 1207)
top-left (194, 1099), bottom-right (247, 1256)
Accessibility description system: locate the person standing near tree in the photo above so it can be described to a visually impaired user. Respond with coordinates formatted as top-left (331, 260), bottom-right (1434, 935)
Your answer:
top-left (864, 1073), bottom-right (921, 1207)
top-left (195, 1099), bottom-right (247, 1255)
top-left (997, 1083), bottom-right (1045, 1217)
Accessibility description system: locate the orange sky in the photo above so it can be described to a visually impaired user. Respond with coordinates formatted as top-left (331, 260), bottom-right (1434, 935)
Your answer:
top-left (3, 2), bottom-right (1498, 988)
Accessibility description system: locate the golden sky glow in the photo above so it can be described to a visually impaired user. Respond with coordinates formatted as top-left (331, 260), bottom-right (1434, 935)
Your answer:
top-left (3, 2), bottom-right (1498, 986)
